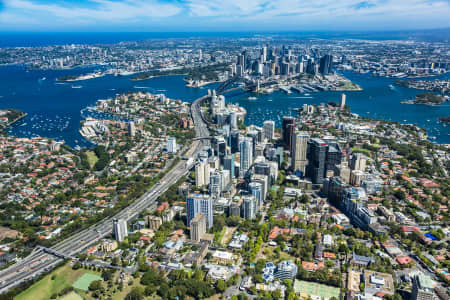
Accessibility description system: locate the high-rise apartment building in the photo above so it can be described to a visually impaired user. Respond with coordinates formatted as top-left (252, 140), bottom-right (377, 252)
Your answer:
top-left (113, 218), bottom-right (128, 242)
top-left (291, 131), bottom-right (309, 174)
top-left (186, 194), bottom-right (213, 229)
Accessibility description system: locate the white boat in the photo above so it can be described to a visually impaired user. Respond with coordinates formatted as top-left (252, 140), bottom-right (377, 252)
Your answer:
top-left (248, 97), bottom-right (257, 100)
top-left (71, 85), bottom-right (82, 89)
top-left (304, 93), bottom-right (310, 96)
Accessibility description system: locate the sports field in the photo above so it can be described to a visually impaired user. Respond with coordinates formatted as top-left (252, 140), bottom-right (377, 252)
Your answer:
top-left (73, 273), bottom-right (103, 291)
top-left (294, 280), bottom-right (340, 299)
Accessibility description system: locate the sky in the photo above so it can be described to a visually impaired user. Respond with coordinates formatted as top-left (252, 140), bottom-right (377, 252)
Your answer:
top-left (0, 0), bottom-right (449, 32)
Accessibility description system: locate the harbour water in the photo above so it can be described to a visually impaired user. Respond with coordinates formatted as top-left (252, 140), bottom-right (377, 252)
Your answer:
top-left (0, 65), bottom-right (449, 148)
top-left (226, 71), bottom-right (450, 144)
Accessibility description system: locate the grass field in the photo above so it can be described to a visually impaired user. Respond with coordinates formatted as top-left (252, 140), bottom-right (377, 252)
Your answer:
top-left (16, 263), bottom-right (101, 300)
top-left (294, 280), bottom-right (340, 299)
top-left (60, 291), bottom-right (83, 300)
top-left (73, 273), bottom-right (103, 291)
top-left (86, 151), bottom-right (98, 169)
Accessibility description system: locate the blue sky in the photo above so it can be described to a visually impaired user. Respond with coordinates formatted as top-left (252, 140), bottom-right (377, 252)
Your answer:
top-left (0, 0), bottom-right (449, 32)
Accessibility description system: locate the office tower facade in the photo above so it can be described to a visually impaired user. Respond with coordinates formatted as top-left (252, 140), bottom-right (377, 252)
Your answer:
top-left (282, 116), bottom-right (295, 150)
top-left (209, 170), bottom-right (222, 197)
top-left (223, 154), bottom-right (235, 178)
top-left (128, 121), bottom-right (136, 137)
top-left (195, 160), bottom-right (210, 187)
top-left (319, 54), bottom-right (333, 75)
top-left (186, 194), bottom-right (213, 229)
top-left (307, 138), bottom-right (328, 184)
top-left (242, 196), bottom-right (257, 220)
top-left (230, 130), bottom-right (240, 153)
top-left (113, 218), bottom-right (128, 242)
top-left (291, 131), bottom-right (309, 174)
top-left (249, 182), bottom-right (263, 208)
top-left (350, 153), bottom-right (367, 172)
top-left (167, 137), bottom-right (177, 154)
top-left (325, 142), bottom-right (342, 175)
top-left (340, 93), bottom-right (346, 109)
top-left (239, 137), bottom-right (253, 176)
top-left (190, 213), bottom-right (206, 241)
top-left (263, 120), bottom-right (275, 141)
top-left (229, 111), bottom-right (237, 130)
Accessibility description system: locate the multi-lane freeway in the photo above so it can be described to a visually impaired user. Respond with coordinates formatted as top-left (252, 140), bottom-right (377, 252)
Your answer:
top-left (0, 94), bottom-right (211, 294)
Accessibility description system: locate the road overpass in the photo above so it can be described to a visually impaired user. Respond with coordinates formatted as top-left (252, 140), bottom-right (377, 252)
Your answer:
top-left (0, 93), bottom-right (210, 294)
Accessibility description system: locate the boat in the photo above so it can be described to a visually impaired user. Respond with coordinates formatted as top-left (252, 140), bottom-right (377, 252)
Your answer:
top-left (248, 97), bottom-right (257, 100)
top-left (304, 93), bottom-right (310, 96)
top-left (71, 85), bottom-right (82, 89)
top-left (267, 99), bottom-right (273, 102)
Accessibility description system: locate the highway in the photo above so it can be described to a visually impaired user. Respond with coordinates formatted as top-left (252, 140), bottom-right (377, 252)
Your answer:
top-left (0, 94), bottom-right (211, 294)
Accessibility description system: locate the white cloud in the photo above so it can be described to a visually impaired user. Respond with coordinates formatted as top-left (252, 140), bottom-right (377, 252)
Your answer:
top-left (0, 0), bottom-right (449, 30)
top-left (2, 0), bottom-right (181, 21)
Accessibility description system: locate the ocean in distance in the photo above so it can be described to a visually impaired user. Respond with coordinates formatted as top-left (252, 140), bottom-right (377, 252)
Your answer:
top-left (0, 64), bottom-right (449, 148)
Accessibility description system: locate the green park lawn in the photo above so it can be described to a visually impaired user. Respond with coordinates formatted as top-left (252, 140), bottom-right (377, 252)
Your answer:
top-left (86, 151), bottom-right (99, 169)
top-left (16, 263), bottom-right (100, 300)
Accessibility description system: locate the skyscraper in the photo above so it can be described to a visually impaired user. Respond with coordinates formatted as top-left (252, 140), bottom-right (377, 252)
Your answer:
top-left (249, 182), bottom-right (263, 208)
top-left (307, 138), bottom-right (328, 184)
top-left (190, 213), bottom-right (206, 242)
top-left (186, 194), bottom-right (213, 229)
top-left (195, 160), bottom-right (210, 187)
top-left (350, 153), bottom-right (367, 172)
top-left (223, 154), bottom-right (235, 178)
top-left (239, 137), bottom-right (253, 176)
top-left (340, 93), bottom-right (346, 109)
top-left (282, 116), bottom-right (295, 150)
top-left (209, 170), bottom-right (222, 197)
top-left (319, 54), bottom-right (333, 75)
top-left (242, 196), bottom-right (257, 220)
top-left (230, 130), bottom-right (240, 154)
top-left (263, 120), bottom-right (275, 141)
top-left (128, 121), bottom-right (136, 137)
top-left (166, 137), bottom-right (177, 154)
top-left (113, 218), bottom-right (128, 242)
top-left (291, 131), bottom-right (309, 174)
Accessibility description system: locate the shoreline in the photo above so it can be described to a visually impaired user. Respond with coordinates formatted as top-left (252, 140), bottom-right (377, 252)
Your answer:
top-left (0, 111), bottom-right (28, 130)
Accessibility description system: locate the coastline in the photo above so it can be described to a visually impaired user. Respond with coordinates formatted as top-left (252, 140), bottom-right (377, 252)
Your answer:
top-left (0, 111), bottom-right (27, 130)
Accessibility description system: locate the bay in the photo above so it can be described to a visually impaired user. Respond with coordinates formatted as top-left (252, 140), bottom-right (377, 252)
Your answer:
top-left (0, 64), bottom-right (449, 148)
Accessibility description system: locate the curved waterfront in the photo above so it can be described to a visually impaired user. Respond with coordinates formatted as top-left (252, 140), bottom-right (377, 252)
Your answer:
top-left (226, 71), bottom-right (450, 144)
top-left (0, 65), bottom-right (449, 147)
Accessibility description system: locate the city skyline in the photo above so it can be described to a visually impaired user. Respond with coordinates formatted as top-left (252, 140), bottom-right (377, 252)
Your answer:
top-left (0, 0), bottom-right (449, 32)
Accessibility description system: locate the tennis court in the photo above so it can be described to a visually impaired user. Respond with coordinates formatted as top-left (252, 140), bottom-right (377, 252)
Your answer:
top-left (73, 273), bottom-right (103, 291)
top-left (294, 280), bottom-right (340, 299)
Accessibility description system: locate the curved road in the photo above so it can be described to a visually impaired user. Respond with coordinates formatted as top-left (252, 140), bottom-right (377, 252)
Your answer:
top-left (0, 94), bottom-right (211, 294)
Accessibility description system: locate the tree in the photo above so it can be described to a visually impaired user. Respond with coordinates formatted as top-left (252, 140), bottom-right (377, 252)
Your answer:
top-left (125, 287), bottom-right (145, 300)
top-left (88, 280), bottom-right (103, 291)
top-left (216, 279), bottom-right (227, 293)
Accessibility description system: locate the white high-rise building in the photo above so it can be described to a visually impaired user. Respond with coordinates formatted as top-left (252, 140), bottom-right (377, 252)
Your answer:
top-left (186, 194), bottom-right (213, 229)
top-left (242, 196), bottom-right (257, 220)
top-left (263, 120), bottom-right (275, 141)
top-left (167, 137), bottom-right (177, 154)
top-left (240, 137), bottom-right (253, 177)
top-left (340, 93), bottom-right (346, 109)
top-left (291, 131), bottom-right (309, 174)
top-left (113, 218), bottom-right (128, 242)
top-left (195, 160), bottom-right (210, 187)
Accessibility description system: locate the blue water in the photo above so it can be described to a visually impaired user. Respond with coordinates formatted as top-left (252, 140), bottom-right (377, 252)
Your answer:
top-left (0, 65), bottom-right (215, 148)
top-left (0, 31), bottom-right (418, 47)
top-left (0, 64), bottom-right (449, 147)
top-left (226, 71), bottom-right (450, 144)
